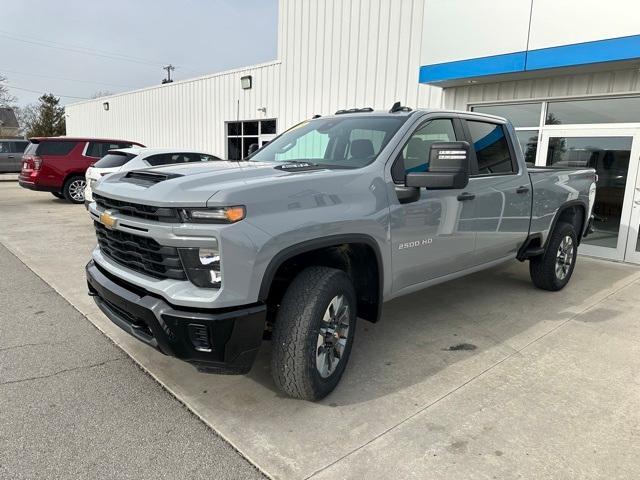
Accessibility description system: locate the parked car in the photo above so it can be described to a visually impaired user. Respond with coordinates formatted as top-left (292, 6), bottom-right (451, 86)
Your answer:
top-left (18, 137), bottom-right (144, 203)
top-left (85, 106), bottom-right (596, 400)
top-left (0, 138), bottom-right (29, 173)
top-left (84, 148), bottom-right (222, 206)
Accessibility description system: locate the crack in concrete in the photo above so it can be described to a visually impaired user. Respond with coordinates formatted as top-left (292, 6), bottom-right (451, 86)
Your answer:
top-left (0, 357), bottom-right (125, 387)
top-left (0, 340), bottom-right (67, 353)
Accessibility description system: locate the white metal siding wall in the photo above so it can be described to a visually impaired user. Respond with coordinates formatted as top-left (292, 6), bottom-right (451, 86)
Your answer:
top-left (443, 67), bottom-right (640, 110)
top-left (277, 0), bottom-right (441, 128)
top-left (66, 0), bottom-right (442, 149)
top-left (66, 62), bottom-right (281, 157)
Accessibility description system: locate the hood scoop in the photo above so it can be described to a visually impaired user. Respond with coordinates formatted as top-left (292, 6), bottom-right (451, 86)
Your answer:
top-left (274, 161), bottom-right (324, 172)
top-left (121, 170), bottom-right (183, 187)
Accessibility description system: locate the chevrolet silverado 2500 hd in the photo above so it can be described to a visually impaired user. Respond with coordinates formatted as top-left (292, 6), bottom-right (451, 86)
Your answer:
top-left (85, 106), bottom-right (596, 400)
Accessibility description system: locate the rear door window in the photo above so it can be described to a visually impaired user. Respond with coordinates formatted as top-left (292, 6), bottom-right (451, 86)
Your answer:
top-left (467, 121), bottom-right (516, 175)
top-left (86, 142), bottom-right (132, 158)
top-left (37, 141), bottom-right (77, 156)
top-left (12, 141), bottom-right (28, 153)
top-left (94, 153), bottom-right (136, 168)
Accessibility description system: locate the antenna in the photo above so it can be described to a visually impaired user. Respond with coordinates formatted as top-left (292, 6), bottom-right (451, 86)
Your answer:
top-left (162, 64), bottom-right (175, 84)
top-left (389, 101), bottom-right (412, 113)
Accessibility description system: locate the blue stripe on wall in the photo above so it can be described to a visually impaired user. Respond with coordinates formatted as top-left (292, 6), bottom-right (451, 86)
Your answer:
top-left (419, 52), bottom-right (526, 83)
top-left (526, 35), bottom-right (640, 70)
top-left (419, 34), bottom-right (640, 83)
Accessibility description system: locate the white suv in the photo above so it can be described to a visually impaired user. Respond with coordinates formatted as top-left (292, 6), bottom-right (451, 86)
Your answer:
top-left (84, 147), bottom-right (221, 204)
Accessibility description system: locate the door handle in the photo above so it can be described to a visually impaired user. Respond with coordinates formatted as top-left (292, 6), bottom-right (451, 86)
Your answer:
top-left (457, 192), bottom-right (475, 201)
top-left (516, 185), bottom-right (530, 194)
top-left (7, 155), bottom-right (14, 159)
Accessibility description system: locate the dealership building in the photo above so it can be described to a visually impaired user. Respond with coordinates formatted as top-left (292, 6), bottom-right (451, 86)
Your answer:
top-left (66, 0), bottom-right (640, 264)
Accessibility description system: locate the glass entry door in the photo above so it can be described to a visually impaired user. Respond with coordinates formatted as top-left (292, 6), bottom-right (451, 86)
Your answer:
top-left (538, 127), bottom-right (640, 262)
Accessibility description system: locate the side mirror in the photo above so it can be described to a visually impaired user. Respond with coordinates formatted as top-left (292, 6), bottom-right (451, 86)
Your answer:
top-left (405, 141), bottom-right (470, 190)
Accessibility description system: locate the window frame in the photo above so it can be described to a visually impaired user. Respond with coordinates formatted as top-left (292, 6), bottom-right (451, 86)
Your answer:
top-left (226, 118), bottom-right (278, 160)
top-left (391, 115), bottom-right (465, 184)
top-left (461, 117), bottom-right (520, 177)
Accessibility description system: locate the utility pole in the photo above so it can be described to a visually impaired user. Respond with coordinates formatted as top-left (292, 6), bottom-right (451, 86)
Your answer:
top-left (162, 64), bottom-right (175, 84)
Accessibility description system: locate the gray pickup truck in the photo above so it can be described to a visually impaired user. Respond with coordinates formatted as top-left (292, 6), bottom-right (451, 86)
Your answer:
top-left (85, 105), bottom-right (596, 400)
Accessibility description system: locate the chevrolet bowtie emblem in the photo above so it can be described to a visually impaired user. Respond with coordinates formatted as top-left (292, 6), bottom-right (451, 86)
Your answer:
top-left (100, 210), bottom-right (117, 229)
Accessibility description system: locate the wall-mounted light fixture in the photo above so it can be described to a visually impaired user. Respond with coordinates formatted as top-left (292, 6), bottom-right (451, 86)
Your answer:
top-left (240, 75), bottom-right (252, 90)
top-left (103, 102), bottom-right (110, 111)
top-left (257, 107), bottom-right (267, 115)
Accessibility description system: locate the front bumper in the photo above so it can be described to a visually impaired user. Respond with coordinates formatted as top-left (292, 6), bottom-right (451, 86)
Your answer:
top-left (86, 260), bottom-right (266, 374)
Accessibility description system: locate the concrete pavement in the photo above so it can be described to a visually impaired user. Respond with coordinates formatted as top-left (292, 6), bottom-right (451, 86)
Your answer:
top-left (1, 180), bottom-right (640, 479)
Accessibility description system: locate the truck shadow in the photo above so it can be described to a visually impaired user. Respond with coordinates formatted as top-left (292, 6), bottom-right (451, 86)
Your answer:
top-left (246, 258), bottom-right (638, 404)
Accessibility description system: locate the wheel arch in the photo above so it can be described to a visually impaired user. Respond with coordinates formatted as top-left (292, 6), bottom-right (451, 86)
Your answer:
top-left (546, 200), bottom-right (588, 248)
top-left (258, 234), bottom-right (384, 323)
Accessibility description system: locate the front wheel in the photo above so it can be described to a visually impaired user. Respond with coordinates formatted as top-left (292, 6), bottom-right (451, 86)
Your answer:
top-left (271, 267), bottom-right (357, 401)
top-left (62, 175), bottom-right (86, 204)
top-left (529, 222), bottom-right (578, 291)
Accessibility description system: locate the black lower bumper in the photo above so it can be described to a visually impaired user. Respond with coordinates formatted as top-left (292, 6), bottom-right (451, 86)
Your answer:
top-left (18, 178), bottom-right (59, 192)
top-left (86, 260), bottom-right (266, 374)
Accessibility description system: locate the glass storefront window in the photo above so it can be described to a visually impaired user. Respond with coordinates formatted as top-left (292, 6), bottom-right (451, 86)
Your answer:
top-left (546, 97), bottom-right (640, 125)
top-left (471, 102), bottom-right (542, 128)
top-left (546, 136), bottom-right (632, 249)
top-left (515, 130), bottom-right (538, 166)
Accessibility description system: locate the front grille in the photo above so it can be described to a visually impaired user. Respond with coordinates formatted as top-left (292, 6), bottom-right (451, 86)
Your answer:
top-left (94, 222), bottom-right (186, 280)
top-left (93, 193), bottom-right (181, 223)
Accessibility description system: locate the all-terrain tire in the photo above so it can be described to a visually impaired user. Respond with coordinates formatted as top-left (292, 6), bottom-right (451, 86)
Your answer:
top-left (530, 222), bottom-right (577, 291)
top-left (271, 266), bottom-right (357, 401)
top-left (62, 175), bottom-right (86, 204)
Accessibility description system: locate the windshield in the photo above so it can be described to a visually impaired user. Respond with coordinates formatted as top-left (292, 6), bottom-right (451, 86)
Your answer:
top-left (247, 116), bottom-right (405, 168)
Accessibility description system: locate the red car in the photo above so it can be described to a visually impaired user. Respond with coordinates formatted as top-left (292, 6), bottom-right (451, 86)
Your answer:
top-left (19, 137), bottom-right (144, 203)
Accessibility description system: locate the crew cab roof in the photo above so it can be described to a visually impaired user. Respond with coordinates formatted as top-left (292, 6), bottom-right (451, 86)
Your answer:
top-left (317, 108), bottom-right (508, 123)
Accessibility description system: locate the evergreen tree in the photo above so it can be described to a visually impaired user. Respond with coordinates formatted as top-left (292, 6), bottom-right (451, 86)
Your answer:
top-left (27, 94), bottom-right (66, 137)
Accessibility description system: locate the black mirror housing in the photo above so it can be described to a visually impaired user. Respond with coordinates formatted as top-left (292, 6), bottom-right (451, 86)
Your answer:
top-left (405, 141), bottom-right (470, 190)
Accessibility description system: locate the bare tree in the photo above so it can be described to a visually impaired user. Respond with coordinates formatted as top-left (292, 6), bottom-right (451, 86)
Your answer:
top-left (14, 103), bottom-right (38, 136)
top-left (90, 90), bottom-right (114, 99)
top-left (0, 74), bottom-right (17, 107)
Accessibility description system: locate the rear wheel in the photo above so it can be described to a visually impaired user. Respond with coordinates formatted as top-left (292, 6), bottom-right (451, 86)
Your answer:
top-left (529, 222), bottom-right (577, 291)
top-left (271, 266), bottom-right (356, 401)
top-left (62, 175), bottom-right (86, 204)
top-left (51, 192), bottom-right (64, 199)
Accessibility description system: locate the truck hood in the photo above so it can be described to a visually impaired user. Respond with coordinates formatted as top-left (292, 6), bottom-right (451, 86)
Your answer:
top-left (93, 160), bottom-right (333, 206)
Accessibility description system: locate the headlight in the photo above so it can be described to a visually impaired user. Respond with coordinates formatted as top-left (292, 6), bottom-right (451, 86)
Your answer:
top-left (178, 242), bottom-right (222, 288)
top-left (180, 206), bottom-right (245, 224)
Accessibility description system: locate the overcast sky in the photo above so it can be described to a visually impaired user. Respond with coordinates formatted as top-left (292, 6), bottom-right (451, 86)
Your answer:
top-left (2, 0), bottom-right (279, 107)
